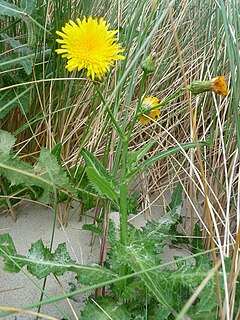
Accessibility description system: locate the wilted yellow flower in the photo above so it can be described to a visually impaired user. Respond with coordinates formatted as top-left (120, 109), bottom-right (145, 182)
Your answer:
top-left (55, 16), bottom-right (125, 80)
top-left (189, 76), bottom-right (228, 96)
top-left (138, 97), bottom-right (160, 125)
top-left (211, 76), bottom-right (228, 96)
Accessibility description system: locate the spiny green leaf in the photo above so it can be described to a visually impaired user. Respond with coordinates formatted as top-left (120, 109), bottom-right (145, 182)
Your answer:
top-left (0, 234), bottom-right (117, 284)
top-left (192, 224), bottom-right (204, 254)
top-left (73, 166), bottom-right (100, 210)
top-left (22, 14), bottom-right (36, 48)
top-left (0, 87), bottom-right (31, 119)
top-left (33, 147), bottom-right (76, 196)
top-left (51, 142), bottom-right (63, 165)
top-left (82, 224), bottom-right (102, 235)
top-left (118, 243), bottom-right (177, 316)
top-left (82, 148), bottom-right (118, 187)
top-left (0, 131), bottom-right (76, 205)
top-left (0, 0), bottom-right (34, 17)
top-left (86, 167), bottom-right (119, 204)
top-left (0, 130), bottom-right (16, 155)
top-left (0, 234), bottom-right (16, 256)
top-left (80, 297), bottom-right (131, 320)
top-left (75, 265), bottom-right (117, 286)
top-left (121, 279), bottom-right (145, 302)
top-left (0, 234), bottom-right (24, 273)
top-left (167, 182), bottom-right (183, 212)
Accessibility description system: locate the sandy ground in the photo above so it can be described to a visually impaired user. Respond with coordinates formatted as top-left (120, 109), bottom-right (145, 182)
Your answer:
top-left (0, 195), bottom-right (200, 320)
top-left (0, 202), bottom-right (100, 320)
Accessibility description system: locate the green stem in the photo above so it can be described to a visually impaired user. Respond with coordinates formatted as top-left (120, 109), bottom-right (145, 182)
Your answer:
top-left (119, 137), bottom-right (129, 281)
top-left (94, 82), bottom-right (128, 282)
top-left (127, 73), bottom-right (147, 140)
top-left (118, 73), bottom-right (147, 281)
top-left (119, 138), bottom-right (129, 246)
top-left (37, 170), bottom-right (58, 319)
top-left (94, 83), bottom-right (124, 138)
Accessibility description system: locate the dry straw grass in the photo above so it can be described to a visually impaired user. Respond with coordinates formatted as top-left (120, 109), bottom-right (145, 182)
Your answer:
top-left (0, 0), bottom-right (239, 319)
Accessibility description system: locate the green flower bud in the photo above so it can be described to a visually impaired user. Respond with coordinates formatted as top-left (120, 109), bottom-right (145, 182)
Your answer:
top-left (141, 54), bottom-right (156, 74)
top-left (188, 80), bottom-right (213, 95)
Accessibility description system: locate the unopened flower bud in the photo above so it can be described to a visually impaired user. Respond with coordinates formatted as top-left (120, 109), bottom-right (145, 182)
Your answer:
top-left (141, 54), bottom-right (156, 74)
top-left (189, 80), bottom-right (212, 95)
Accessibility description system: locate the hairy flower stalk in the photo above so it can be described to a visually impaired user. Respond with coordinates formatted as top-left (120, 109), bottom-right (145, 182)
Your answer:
top-left (56, 16), bottom-right (125, 80)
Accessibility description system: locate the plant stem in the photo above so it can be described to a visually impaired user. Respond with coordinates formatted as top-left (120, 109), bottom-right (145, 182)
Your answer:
top-left (118, 72), bottom-right (147, 281)
top-left (119, 137), bottom-right (129, 281)
top-left (37, 171), bottom-right (58, 319)
top-left (126, 73), bottom-right (147, 140)
top-left (94, 83), bottom-right (124, 138)
top-left (119, 137), bottom-right (129, 246)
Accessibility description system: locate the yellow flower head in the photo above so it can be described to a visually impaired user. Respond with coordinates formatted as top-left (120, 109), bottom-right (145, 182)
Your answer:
top-left (211, 76), bottom-right (228, 96)
top-left (55, 16), bottom-right (125, 80)
top-left (138, 97), bottom-right (160, 125)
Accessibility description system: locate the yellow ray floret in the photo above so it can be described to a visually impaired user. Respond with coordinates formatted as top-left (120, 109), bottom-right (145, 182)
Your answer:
top-left (138, 97), bottom-right (160, 125)
top-left (55, 16), bottom-right (125, 80)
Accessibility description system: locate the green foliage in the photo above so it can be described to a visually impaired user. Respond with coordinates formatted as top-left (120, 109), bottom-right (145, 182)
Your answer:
top-left (126, 141), bottom-right (209, 180)
top-left (81, 297), bottom-right (131, 320)
top-left (1, 34), bottom-right (32, 74)
top-left (0, 0), bottom-right (43, 50)
top-left (81, 148), bottom-right (120, 204)
top-left (86, 166), bottom-right (119, 204)
top-left (0, 233), bottom-right (117, 285)
top-left (0, 130), bottom-right (76, 206)
top-left (0, 86), bottom-right (31, 119)
top-left (34, 147), bottom-right (76, 202)
top-left (0, 0), bottom-right (34, 18)
top-left (82, 148), bottom-right (118, 187)
top-left (70, 164), bottom-right (102, 210)
top-left (82, 223), bottom-right (102, 235)
top-left (106, 184), bottom-right (228, 319)
top-left (0, 233), bottom-right (20, 273)
top-left (127, 140), bottom-right (156, 175)
top-left (76, 170), bottom-right (100, 210)
top-left (0, 183), bottom-right (237, 320)
top-left (127, 190), bottom-right (139, 215)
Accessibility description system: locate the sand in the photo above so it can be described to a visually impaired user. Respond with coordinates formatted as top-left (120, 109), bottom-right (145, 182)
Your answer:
top-left (0, 194), bottom-right (198, 320)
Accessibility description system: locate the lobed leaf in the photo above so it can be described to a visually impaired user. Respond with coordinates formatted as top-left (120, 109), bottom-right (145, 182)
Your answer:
top-left (0, 234), bottom-right (117, 285)
top-left (0, 131), bottom-right (77, 208)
